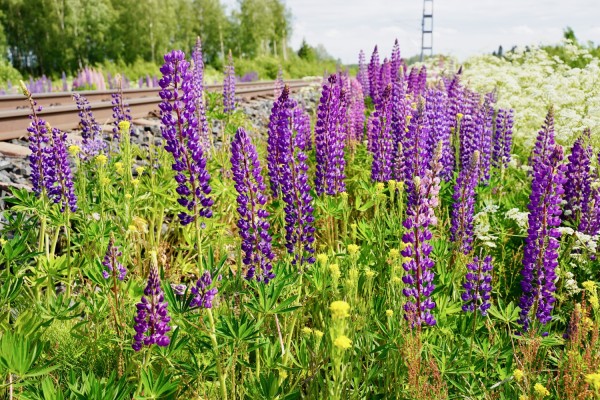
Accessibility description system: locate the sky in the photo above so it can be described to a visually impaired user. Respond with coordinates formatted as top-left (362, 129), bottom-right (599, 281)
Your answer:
top-left (224, 0), bottom-right (600, 63)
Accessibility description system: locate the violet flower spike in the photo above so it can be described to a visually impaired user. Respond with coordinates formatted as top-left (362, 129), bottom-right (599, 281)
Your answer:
top-left (369, 84), bottom-right (394, 182)
top-left (357, 49), bottom-right (369, 94)
top-left (158, 50), bottom-right (213, 225)
top-left (401, 144), bottom-right (443, 327)
top-left (367, 45), bottom-right (381, 105)
top-left (47, 127), bottom-right (77, 213)
top-left (580, 150), bottom-right (600, 236)
top-left (492, 108), bottom-right (514, 169)
top-left (132, 265), bottom-right (171, 351)
top-left (223, 51), bottom-right (236, 114)
top-left (24, 93), bottom-right (52, 196)
top-left (190, 270), bottom-right (219, 308)
top-left (102, 238), bottom-right (126, 281)
top-left (231, 127), bottom-right (276, 283)
top-left (111, 79), bottom-right (132, 141)
top-left (191, 37), bottom-right (211, 153)
top-left (73, 93), bottom-right (106, 159)
top-left (518, 145), bottom-right (566, 332)
top-left (462, 255), bottom-right (493, 316)
top-left (450, 151), bottom-right (480, 255)
top-left (529, 106), bottom-right (556, 170)
top-left (276, 87), bottom-right (316, 267)
top-left (563, 133), bottom-right (592, 225)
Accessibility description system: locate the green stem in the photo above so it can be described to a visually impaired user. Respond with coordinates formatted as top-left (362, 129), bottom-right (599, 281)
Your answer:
top-left (207, 308), bottom-right (228, 400)
top-left (65, 211), bottom-right (72, 297)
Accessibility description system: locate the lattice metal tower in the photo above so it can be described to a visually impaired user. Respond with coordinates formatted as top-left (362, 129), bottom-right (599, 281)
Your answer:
top-left (420, 0), bottom-right (433, 61)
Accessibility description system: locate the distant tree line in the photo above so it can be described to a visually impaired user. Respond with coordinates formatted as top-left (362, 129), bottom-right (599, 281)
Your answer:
top-left (0, 0), bottom-right (294, 75)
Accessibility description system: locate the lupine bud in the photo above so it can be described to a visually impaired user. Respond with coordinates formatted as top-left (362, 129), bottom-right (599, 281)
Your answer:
top-left (191, 37), bottom-right (211, 153)
top-left (451, 151), bottom-right (480, 254)
top-left (73, 93), bottom-right (106, 159)
top-left (492, 108), bottom-right (514, 168)
top-left (102, 238), bottom-right (126, 280)
top-left (190, 270), bottom-right (219, 308)
top-left (223, 50), bottom-right (236, 114)
top-left (357, 49), bottom-right (369, 94)
top-left (369, 84), bottom-right (393, 182)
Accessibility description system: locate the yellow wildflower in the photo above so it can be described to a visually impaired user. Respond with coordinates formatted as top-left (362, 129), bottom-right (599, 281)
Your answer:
top-left (582, 281), bottom-right (597, 293)
top-left (396, 181), bottom-right (404, 190)
top-left (132, 178), bottom-right (140, 186)
top-left (95, 154), bottom-right (108, 166)
top-left (313, 329), bottom-right (324, 339)
top-left (347, 244), bottom-right (359, 256)
top-left (519, 396), bottom-right (528, 400)
top-left (365, 268), bottom-right (375, 279)
top-left (533, 383), bottom-right (549, 397)
top-left (385, 309), bottom-right (393, 317)
top-left (118, 121), bottom-right (131, 132)
top-left (457, 113), bottom-right (464, 120)
top-left (301, 327), bottom-right (313, 335)
top-left (330, 301), bottom-right (351, 319)
top-left (100, 177), bottom-right (111, 186)
top-left (329, 263), bottom-right (341, 280)
top-left (279, 370), bottom-right (288, 379)
top-left (375, 182), bottom-right (385, 192)
top-left (389, 248), bottom-right (400, 259)
top-left (340, 191), bottom-right (348, 200)
top-left (513, 369), bottom-right (524, 382)
top-left (589, 296), bottom-right (599, 309)
top-left (136, 166), bottom-right (146, 176)
top-left (0, 238), bottom-right (6, 246)
top-left (68, 145), bottom-right (81, 156)
top-left (388, 179), bottom-right (397, 191)
top-left (402, 256), bottom-right (412, 264)
top-left (114, 162), bottom-right (124, 175)
top-left (585, 371), bottom-right (600, 390)
top-left (127, 225), bottom-right (138, 233)
top-left (124, 193), bottom-right (132, 200)
top-left (392, 276), bottom-right (402, 285)
top-left (333, 335), bottom-right (352, 350)
top-left (317, 253), bottom-right (328, 266)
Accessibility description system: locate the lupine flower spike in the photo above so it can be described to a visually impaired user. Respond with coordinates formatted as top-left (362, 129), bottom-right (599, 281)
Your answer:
top-left (190, 270), bottom-right (219, 308)
top-left (111, 75), bottom-right (132, 141)
top-left (450, 151), bottom-right (480, 255)
top-left (518, 145), bottom-right (566, 331)
top-left (231, 127), bottom-right (276, 283)
top-left (563, 133), bottom-right (592, 225)
top-left (158, 50), bottom-right (213, 225)
top-left (132, 264), bottom-right (171, 351)
top-left (223, 50), bottom-right (236, 114)
top-left (191, 37), bottom-right (211, 153)
top-left (102, 238), bottom-right (126, 281)
top-left (462, 255), bottom-right (493, 315)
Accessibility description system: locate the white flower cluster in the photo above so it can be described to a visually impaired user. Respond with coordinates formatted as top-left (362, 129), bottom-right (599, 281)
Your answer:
top-left (505, 208), bottom-right (529, 233)
top-left (426, 41), bottom-right (600, 148)
top-left (563, 271), bottom-right (581, 296)
top-left (474, 203), bottom-right (499, 247)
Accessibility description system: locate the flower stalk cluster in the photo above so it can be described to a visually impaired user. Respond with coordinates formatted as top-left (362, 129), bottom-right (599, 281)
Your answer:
top-left (563, 133), bottom-right (592, 225)
top-left (369, 84), bottom-right (393, 182)
top-left (190, 270), bottom-right (219, 309)
top-left (223, 50), bottom-right (236, 114)
top-left (231, 127), bottom-right (275, 283)
top-left (450, 151), bottom-right (480, 255)
top-left (492, 108), bottom-right (514, 168)
top-left (158, 50), bottom-right (213, 225)
top-left (102, 238), bottom-right (126, 281)
top-left (462, 255), bottom-right (493, 315)
top-left (191, 37), bottom-right (211, 153)
top-left (73, 93), bottom-right (105, 158)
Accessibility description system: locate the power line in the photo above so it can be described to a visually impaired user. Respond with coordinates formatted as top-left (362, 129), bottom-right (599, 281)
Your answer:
top-left (420, 0), bottom-right (433, 61)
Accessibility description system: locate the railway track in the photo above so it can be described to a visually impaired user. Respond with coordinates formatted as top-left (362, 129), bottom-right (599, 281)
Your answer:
top-left (0, 79), bottom-right (316, 141)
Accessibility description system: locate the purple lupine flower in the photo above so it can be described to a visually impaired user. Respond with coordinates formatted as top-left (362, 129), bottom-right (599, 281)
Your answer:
top-left (402, 144), bottom-right (443, 327)
top-left (293, 105), bottom-right (312, 151)
top-left (424, 88), bottom-right (453, 179)
top-left (276, 87), bottom-right (316, 267)
top-left (158, 50), bottom-right (213, 225)
top-left (477, 94), bottom-right (495, 184)
top-left (111, 80), bottom-right (132, 141)
top-left (369, 84), bottom-right (394, 182)
top-left (580, 150), bottom-right (600, 235)
top-left (458, 91), bottom-right (481, 171)
top-left (406, 66), bottom-right (418, 97)
top-left (266, 91), bottom-right (287, 198)
top-left (47, 128), bottom-right (77, 212)
top-left (563, 134), bottom-right (592, 224)
top-left (24, 94), bottom-right (52, 196)
top-left (450, 151), bottom-right (480, 254)
top-left (357, 49), bottom-right (369, 94)
top-left (191, 37), bottom-right (211, 153)
top-left (379, 58), bottom-right (391, 93)
top-left (190, 270), bottom-right (218, 308)
top-left (390, 77), bottom-right (409, 181)
top-left (102, 238), bottom-right (126, 281)
top-left (403, 102), bottom-right (432, 198)
top-left (368, 45), bottom-right (381, 104)
top-left (223, 51), bottom-right (236, 114)
top-left (314, 74), bottom-right (346, 196)
top-left (132, 265), bottom-right (171, 351)
top-left (492, 108), bottom-right (514, 168)
top-left (231, 127), bottom-right (276, 283)
top-left (518, 145), bottom-right (566, 332)
top-left (73, 93), bottom-right (106, 159)
top-left (61, 72), bottom-right (68, 92)
top-left (346, 78), bottom-right (365, 142)
top-left (529, 107), bottom-right (555, 170)
top-left (462, 255), bottom-right (493, 316)
top-left (446, 69), bottom-right (464, 135)
top-left (390, 39), bottom-right (402, 84)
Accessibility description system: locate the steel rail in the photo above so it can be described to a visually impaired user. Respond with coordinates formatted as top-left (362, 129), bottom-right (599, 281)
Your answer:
top-left (0, 79), bottom-right (316, 141)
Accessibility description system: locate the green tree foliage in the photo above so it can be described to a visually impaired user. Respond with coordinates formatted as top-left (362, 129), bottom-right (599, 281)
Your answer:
top-left (0, 0), bottom-right (293, 76)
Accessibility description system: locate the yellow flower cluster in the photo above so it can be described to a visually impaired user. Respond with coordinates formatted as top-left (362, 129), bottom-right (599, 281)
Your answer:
top-left (533, 383), bottom-right (549, 397)
top-left (385, 309), bottom-right (393, 317)
top-left (330, 301), bottom-right (350, 319)
top-left (68, 145), bottom-right (81, 156)
top-left (347, 244), bottom-right (359, 256)
top-left (375, 182), bottom-right (385, 192)
top-left (389, 248), bottom-right (400, 259)
top-left (585, 371), bottom-right (600, 390)
top-left (118, 121), bottom-right (131, 132)
top-left (316, 253), bottom-right (328, 266)
top-left (115, 162), bottom-right (125, 175)
top-left (95, 154), bottom-right (108, 166)
top-left (333, 335), bottom-right (352, 350)
top-left (364, 268), bottom-right (375, 279)
top-left (513, 369), bottom-right (524, 382)
top-left (328, 264), bottom-right (341, 280)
